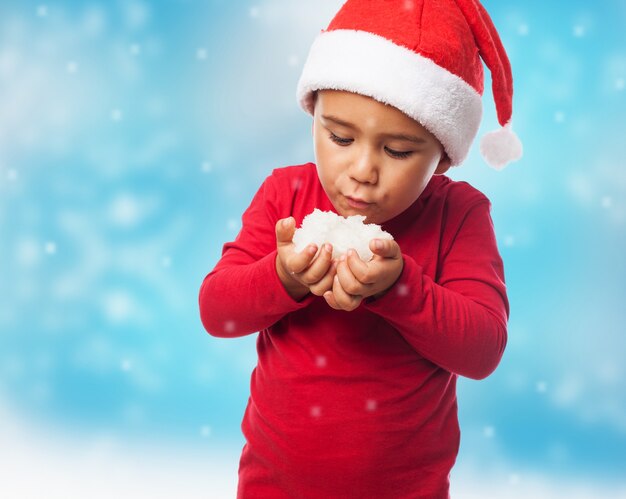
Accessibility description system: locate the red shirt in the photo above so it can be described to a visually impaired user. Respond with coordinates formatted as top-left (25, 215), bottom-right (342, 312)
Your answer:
top-left (199, 162), bottom-right (509, 498)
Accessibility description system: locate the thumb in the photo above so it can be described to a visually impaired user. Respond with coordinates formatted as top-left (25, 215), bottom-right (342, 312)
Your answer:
top-left (276, 217), bottom-right (295, 244)
top-left (370, 238), bottom-right (400, 258)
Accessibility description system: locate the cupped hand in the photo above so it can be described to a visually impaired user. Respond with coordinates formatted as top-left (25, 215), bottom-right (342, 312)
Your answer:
top-left (323, 238), bottom-right (404, 311)
top-left (275, 217), bottom-right (337, 297)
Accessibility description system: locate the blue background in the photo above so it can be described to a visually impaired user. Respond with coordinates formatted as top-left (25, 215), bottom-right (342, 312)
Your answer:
top-left (1, 1), bottom-right (625, 497)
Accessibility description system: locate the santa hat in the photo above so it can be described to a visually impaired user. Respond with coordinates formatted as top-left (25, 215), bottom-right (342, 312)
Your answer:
top-left (296, 0), bottom-right (522, 169)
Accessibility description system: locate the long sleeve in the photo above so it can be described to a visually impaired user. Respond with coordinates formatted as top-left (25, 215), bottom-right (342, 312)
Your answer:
top-left (199, 174), bottom-right (315, 338)
top-left (363, 199), bottom-right (509, 380)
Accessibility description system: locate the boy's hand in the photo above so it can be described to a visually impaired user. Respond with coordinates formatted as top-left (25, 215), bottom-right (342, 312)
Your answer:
top-left (323, 239), bottom-right (403, 311)
top-left (275, 217), bottom-right (337, 300)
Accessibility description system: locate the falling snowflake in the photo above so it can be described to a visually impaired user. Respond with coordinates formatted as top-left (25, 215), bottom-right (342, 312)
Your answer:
top-left (396, 284), bottom-right (409, 297)
top-left (224, 320), bottom-right (236, 333)
top-left (111, 108), bottom-right (123, 121)
top-left (200, 425), bottom-right (212, 438)
top-left (310, 405), bottom-right (322, 418)
top-left (315, 355), bottom-right (327, 368)
top-left (129, 44), bottom-right (141, 56)
top-left (365, 399), bottom-right (377, 412)
top-left (503, 235), bottom-right (515, 247)
top-left (44, 241), bottom-right (57, 254)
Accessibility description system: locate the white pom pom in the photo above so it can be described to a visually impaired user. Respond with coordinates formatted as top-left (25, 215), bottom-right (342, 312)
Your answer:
top-left (479, 123), bottom-right (523, 170)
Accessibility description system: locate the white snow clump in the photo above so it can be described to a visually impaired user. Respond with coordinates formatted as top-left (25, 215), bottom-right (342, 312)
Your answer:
top-left (292, 209), bottom-right (394, 262)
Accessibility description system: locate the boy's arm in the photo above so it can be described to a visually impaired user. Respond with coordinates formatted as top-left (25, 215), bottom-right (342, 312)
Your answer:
top-left (363, 200), bottom-right (509, 380)
top-left (199, 174), bottom-right (315, 338)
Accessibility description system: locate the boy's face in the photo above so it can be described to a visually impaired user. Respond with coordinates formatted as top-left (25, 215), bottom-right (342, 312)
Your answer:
top-left (312, 89), bottom-right (450, 225)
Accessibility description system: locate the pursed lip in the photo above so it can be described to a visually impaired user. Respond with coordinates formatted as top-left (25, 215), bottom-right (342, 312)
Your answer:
top-left (346, 195), bottom-right (372, 204)
top-left (345, 195), bottom-right (375, 210)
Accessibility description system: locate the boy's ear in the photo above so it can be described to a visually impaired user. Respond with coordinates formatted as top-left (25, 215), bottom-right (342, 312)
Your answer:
top-left (434, 153), bottom-right (451, 175)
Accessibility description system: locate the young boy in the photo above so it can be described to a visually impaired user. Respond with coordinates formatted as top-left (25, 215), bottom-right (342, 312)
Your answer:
top-left (199, 0), bottom-right (521, 497)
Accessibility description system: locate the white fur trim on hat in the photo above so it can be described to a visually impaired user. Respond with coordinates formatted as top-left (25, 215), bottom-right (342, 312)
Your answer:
top-left (296, 29), bottom-right (483, 166)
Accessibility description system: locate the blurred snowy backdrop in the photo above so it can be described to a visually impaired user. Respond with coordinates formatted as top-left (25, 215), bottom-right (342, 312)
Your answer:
top-left (0, 0), bottom-right (625, 497)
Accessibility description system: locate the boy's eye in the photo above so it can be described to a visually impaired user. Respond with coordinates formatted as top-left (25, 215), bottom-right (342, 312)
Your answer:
top-left (328, 132), bottom-right (413, 159)
top-left (385, 147), bottom-right (413, 159)
top-left (328, 132), bottom-right (353, 146)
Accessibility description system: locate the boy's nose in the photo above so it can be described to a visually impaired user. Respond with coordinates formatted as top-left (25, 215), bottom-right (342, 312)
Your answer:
top-left (349, 151), bottom-right (378, 185)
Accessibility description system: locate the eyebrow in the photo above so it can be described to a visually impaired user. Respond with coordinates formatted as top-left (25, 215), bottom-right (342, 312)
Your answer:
top-left (321, 114), bottom-right (428, 145)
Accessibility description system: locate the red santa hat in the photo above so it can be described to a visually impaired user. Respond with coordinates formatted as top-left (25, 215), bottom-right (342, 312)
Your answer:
top-left (296, 0), bottom-right (522, 170)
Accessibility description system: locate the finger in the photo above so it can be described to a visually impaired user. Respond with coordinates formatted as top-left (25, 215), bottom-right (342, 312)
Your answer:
top-left (336, 258), bottom-right (370, 296)
top-left (332, 274), bottom-right (361, 311)
top-left (287, 243), bottom-right (319, 275)
top-left (323, 290), bottom-right (341, 310)
top-left (300, 243), bottom-right (333, 284)
top-left (309, 260), bottom-right (337, 296)
top-left (370, 238), bottom-right (401, 259)
top-left (345, 249), bottom-right (376, 285)
top-left (276, 217), bottom-right (296, 247)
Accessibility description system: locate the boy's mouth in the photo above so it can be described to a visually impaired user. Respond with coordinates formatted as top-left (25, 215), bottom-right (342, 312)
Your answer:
top-left (345, 195), bottom-right (373, 209)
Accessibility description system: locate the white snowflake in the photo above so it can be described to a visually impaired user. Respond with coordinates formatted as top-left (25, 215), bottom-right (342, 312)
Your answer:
top-left (483, 426), bottom-right (495, 438)
top-left (365, 399), bottom-right (377, 412)
top-left (130, 43), bottom-right (141, 56)
top-left (396, 283), bottom-right (409, 297)
top-left (111, 108), bottom-right (123, 121)
top-left (315, 355), bottom-right (327, 368)
top-left (44, 241), bottom-right (57, 254)
top-left (503, 235), bottom-right (515, 247)
top-left (310, 405), bottom-right (322, 418)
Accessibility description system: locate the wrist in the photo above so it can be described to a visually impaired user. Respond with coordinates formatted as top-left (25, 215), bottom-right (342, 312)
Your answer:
top-left (275, 253), bottom-right (310, 301)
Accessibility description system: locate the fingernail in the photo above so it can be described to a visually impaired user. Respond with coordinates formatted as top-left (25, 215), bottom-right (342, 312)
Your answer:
top-left (325, 243), bottom-right (332, 253)
top-left (375, 240), bottom-right (383, 250)
top-left (339, 255), bottom-right (346, 262)
top-left (347, 249), bottom-right (354, 257)
top-left (282, 219), bottom-right (290, 228)
top-left (308, 245), bottom-right (316, 254)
